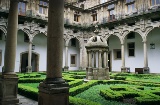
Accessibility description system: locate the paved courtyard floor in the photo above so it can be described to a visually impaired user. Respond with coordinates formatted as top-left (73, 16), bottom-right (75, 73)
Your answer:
top-left (18, 94), bottom-right (38, 105)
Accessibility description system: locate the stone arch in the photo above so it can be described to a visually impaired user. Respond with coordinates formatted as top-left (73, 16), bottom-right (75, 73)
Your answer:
top-left (66, 35), bottom-right (82, 48)
top-left (33, 31), bottom-right (46, 38)
top-left (0, 25), bottom-right (7, 35)
top-left (122, 30), bottom-right (144, 42)
top-left (105, 33), bottom-right (122, 43)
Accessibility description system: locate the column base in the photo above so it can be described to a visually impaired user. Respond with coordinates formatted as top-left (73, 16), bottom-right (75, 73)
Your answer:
top-left (143, 67), bottom-right (150, 74)
top-left (0, 74), bottom-right (19, 105)
top-left (86, 67), bottom-right (93, 80)
top-left (64, 66), bottom-right (69, 71)
top-left (121, 67), bottom-right (130, 73)
top-left (26, 66), bottom-right (32, 72)
top-left (105, 67), bottom-right (110, 80)
top-left (38, 78), bottom-right (69, 105)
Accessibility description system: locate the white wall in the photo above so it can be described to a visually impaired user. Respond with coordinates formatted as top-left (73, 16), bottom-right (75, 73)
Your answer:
top-left (32, 33), bottom-right (47, 71)
top-left (108, 35), bottom-right (121, 72)
top-left (15, 30), bottom-right (28, 72)
top-left (124, 33), bottom-right (144, 72)
top-left (148, 28), bottom-right (160, 73)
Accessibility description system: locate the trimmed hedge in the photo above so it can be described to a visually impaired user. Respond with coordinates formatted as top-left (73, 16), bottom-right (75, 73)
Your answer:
top-left (69, 96), bottom-right (101, 105)
top-left (69, 80), bottom-right (83, 88)
top-left (100, 89), bottom-right (123, 101)
top-left (69, 81), bottom-right (98, 96)
top-left (18, 84), bottom-right (38, 101)
top-left (18, 78), bottom-right (44, 83)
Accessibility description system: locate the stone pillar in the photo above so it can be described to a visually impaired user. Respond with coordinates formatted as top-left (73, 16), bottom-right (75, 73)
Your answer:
top-left (143, 40), bottom-right (149, 73)
top-left (98, 50), bottom-right (102, 68)
top-left (94, 51), bottom-right (96, 68)
top-left (103, 52), bottom-right (107, 68)
top-left (79, 47), bottom-right (83, 70)
top-left (87, 50), bottom-right (89, 67)
top-left (0, 0), bottom-right (19, 105)
top-left (27, 41), bottom-right (32, 72)
top-left (38, 0), bottom-right (69, 105)
top-left (64, 45), bottom-right (69, 71)
top-left (121, 43), bottom-right (126, 72)
top-left (88, 50), bottom-right (92, 67)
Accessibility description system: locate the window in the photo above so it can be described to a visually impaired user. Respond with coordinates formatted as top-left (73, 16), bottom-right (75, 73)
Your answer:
top-left (126, 0), bottom-right (135, 13)
top-left (39, 1), bottom-right (48, 15)
top-left (127, 32), bottom-right (135, 39)
top-left (100, 0), bottom-right (108, 4)
top-left (24, 33), bottom-right (29, 42)
top-left (128, 42), bottom-right (135, 57)
top-left (92, 11), bottom-right (97, 21)
top-left (70, 54), bottom-right (77, 67)
top-left (71, 38), bottom-right (76, 47)
top-left (18, 2), bottom-right (26, 15)
top-left (74, 11), bottom-right (80, 22)
top-left (151, 0), bottom-right (160, 6)
top-left (109, 9), bottom-right (115, 21)
top-left (114, 49), bottom-right (121, 59)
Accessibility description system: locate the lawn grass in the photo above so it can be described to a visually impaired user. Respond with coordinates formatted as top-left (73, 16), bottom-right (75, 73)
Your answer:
top-left (17, 71), bottom-right (160, 105)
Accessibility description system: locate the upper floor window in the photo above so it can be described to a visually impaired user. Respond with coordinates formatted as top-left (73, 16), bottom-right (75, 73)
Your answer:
top-left (151, 0), bottom-right (160, 6)
top-left (109, 9), bottom-right (115, 21)
top-left (100, 0), bottom-right (108, 4)
top-left (39, 1), bottom-right (48, 15)
top-left (92, 11), bottom-right (97, 21)
top-left (74, 11), bottom-right (80, 22)
top-left (126, 0), bottom-right (135, 13)
top-left (18, 2), bottom-right (26, 16)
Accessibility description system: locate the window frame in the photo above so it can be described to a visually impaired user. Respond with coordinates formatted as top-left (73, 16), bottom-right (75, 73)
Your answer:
top-left (113, 49), bottom-right (121, 60)
top-left (18, 2), bottom-right (26, 16)
top-left (39, 0), bottom-right (48, 15)
top-left (127, 42), bottom-right (135, 57)
top-left (70, 54), bottom-right (77, 67)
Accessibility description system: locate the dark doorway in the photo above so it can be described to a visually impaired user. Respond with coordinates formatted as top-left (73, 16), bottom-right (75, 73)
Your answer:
top-left (21, 52), bottom-right (39, 72)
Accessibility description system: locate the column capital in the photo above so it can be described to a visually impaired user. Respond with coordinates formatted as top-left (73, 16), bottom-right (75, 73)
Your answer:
top-left (98, 50), bottom-right (102, 52)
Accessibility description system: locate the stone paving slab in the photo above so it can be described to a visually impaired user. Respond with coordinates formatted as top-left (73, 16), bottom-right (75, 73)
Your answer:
top-left (18, 94), bottom-right (38, 105)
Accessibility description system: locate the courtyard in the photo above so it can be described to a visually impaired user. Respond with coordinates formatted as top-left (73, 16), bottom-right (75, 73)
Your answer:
top-left (17, 71), bottom-right (160, 105)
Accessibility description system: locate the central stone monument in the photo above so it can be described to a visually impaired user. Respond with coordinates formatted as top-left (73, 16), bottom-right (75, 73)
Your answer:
top-left (85, 36), bottom-right (110, 80)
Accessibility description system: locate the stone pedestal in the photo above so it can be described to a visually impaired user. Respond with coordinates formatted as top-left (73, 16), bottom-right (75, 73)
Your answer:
top-left (0, 74), bottom-right (19, 105)
top-left (86, 67), bottom-right (93, 80)
top-left (64, 66), bottom-right (69, 71)
top-left (121, 67), bottom-right (127, 72)
top-left (38, 80), bottom-right (69, 105)
top-left (98, 68), bottom-right (105, 80)
top-left (143, 67), bottom-right (150, 74)
top-left (105, 67), bottom-right (110, 80)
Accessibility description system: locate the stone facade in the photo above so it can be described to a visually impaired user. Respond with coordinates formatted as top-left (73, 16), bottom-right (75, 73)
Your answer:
top-left (0, 0), bottom-right (160, 73)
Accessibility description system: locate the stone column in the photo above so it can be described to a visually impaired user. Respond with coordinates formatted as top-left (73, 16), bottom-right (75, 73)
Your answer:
top-left (103, 52), bottom-right (107, 68)
top-left (143, 40), bottom-right (149, 73)
top-left (98, 50), bottom-right (102, 68)
top-left (27, 40), bottom-right (32, 72)
top-left (38, 0), bottom-right (69, 105)
top-left (0, 0), bottom-right (19, 105)
top-left (121, 43), bottom-right (126, 72)
top-left (87, 50), bottom-right (89, 67)
top-left (64, 45), bottom-right (69, 71)
top-left (79, 47), bottom-right (83, 70)
top-left (89, 50), bottom-right (92, 67)
top-left (94, 51), bottom-right (96, 68)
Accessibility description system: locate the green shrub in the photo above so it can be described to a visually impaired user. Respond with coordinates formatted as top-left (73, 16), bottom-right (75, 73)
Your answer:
top-left (114, 76), bottom-right (126, 80)
top-left (100, 89), bottom-right (123, 101)
top-left (18, 78), bottom-right (44, 83)
top-left (69, 80), bottom-right (83, 88)
top-left (69, 96), bottom-right (101, 105)
top-left (69, 81), bottom-right (98, 96)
